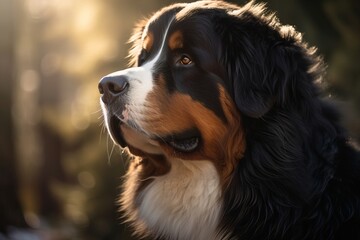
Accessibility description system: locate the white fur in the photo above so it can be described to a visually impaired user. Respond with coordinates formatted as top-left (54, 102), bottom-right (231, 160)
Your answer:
top-left (137, 159), bottom-right (222, 240)
top-left (103, 19), bottom-right (174, 135)
top-left (104, 67), bottom-right (153, 119)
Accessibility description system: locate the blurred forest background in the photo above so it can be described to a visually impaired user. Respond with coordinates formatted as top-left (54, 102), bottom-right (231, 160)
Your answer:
top-left (0, 0), bottom-right (359, 239)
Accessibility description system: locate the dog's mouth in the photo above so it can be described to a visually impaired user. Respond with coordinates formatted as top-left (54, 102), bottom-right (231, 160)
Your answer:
top-left (108, 115), bottom-right (200, 153)
top-left (163, 129), bottom-right (201, 153)
top-left (168, 138), bottom-right (199, 152)
top-left (109, 116), bottom-right (127, 147)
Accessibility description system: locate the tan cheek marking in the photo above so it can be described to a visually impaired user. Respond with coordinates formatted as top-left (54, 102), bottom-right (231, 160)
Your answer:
top-left (143, 75), bottom-right (205, 137)
top-left (143, 32), bottom-right (154, 52)
top-left (142, 76), bottom-right (246, 186)
top-left (168, 30), bottom-right (183, 50)
top-left (175, 88), bottom-right (245, 185)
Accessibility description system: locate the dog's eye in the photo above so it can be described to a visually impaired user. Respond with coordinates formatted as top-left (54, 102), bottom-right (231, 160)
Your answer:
top-left (178, 55), bottom-right (193, 66)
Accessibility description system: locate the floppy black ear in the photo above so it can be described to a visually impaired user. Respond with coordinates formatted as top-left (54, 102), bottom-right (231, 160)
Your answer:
top-left (217, 4), bottom-right (319, 118)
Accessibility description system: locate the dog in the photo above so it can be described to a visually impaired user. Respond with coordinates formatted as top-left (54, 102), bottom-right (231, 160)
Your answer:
top-left (98, 1), bottom-right (360, 239)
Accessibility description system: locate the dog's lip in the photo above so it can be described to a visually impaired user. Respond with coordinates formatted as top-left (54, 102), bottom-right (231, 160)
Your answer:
top-left (109, 115), bottom-right (149, 148)
top-left (109, 116), bottom-right (127, 147)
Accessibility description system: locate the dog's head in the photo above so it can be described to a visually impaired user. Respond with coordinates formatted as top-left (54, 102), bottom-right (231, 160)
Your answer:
top-left (99, 1), bottom-right (321, 181)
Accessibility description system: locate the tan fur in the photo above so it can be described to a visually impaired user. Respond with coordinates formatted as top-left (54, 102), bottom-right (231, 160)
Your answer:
top-left (140, 75), bottom-right (245, 185)
top-left (168, 30), bottom-right (184, 50)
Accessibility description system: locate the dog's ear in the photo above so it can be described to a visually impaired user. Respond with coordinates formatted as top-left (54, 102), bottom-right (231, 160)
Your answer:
top-left (217, 4), bottom-right (320, 118)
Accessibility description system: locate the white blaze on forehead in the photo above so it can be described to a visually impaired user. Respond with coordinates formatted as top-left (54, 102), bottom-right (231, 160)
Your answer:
top-left (143, 17), bottom-right (175, 71)
top-left (103, 18), bottom-right (174, 125)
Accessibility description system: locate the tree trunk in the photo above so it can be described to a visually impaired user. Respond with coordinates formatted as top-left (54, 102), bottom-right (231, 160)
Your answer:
top-left (0, 0), bottom-right (27, 233)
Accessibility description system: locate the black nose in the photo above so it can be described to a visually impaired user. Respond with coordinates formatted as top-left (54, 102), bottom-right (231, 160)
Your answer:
top-left (98, 75), bottom-right (129, 104)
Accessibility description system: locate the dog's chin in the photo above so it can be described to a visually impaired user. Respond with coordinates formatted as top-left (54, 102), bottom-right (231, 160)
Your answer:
top-left (108, 115), bottom-right (202, 157)
top-left (109, 116), bottom-right (164, 156)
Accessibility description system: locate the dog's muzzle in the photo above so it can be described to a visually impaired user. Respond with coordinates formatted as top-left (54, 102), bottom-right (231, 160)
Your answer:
top-left (98, 74), bottom-right (130, 147)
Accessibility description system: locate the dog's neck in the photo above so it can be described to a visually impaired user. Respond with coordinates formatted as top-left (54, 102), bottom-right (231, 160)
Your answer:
top-left (122, 157), bottom-right (223, 240)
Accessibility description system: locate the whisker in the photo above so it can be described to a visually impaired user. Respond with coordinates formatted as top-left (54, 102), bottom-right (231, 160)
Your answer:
top-left (119, 148), bottom-right (129, 172)
top-left (108, 142), bottom-right (115, 166)
top-left (98, 119), bottom-right (105, 127)
top-left (99, 123), bottom-right (107, 144)
top-left (91, 108), bottom-right (103, 115)
top-left (106, 135), bottom-right (113, 164)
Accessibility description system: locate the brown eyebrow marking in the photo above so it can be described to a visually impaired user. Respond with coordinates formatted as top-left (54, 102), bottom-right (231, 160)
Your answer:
top-left (168, 30), bottom-right (183, 50)
top-left (143, 31), bottom-right (154, 52)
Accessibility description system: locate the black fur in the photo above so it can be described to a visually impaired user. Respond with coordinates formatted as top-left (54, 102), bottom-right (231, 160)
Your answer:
top-left (209, 2), bottom-right (360, 240)
top-left (122, 1), bottom-right (360, 239)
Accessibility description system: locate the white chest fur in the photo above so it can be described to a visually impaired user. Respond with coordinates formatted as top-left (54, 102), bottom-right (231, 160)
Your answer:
top-left (137, 159), bottom-right (222, 240)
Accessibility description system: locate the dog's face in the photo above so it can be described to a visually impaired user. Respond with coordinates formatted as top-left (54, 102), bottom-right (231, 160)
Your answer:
top-left (99, 3), bottom-right (246, 179)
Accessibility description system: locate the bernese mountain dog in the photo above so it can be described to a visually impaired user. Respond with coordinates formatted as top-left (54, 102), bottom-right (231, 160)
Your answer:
top-left (98, 1), bottom-right (360, 239)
